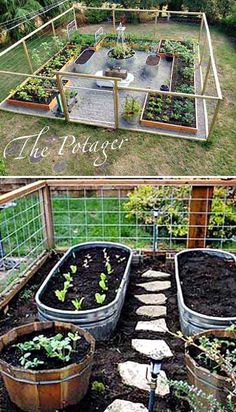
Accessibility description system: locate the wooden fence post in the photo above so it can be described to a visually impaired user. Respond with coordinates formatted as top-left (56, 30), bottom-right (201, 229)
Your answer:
top-left (56, 73), bottom-right (70, 121)
top-left (22, 40), bottom-right (33, 74)
top-left (51, 21), bottom-right (56, 37)
top-left (208, 99), bottom-right (222, 140)
top-left (187, 186), bottom-right (214, 248)
top-left (113, 79), bottom-right (119, 129)
top-left (40, 185), bottom-right (55, 250)
top-left (112, 7), bottom-right (116, 31)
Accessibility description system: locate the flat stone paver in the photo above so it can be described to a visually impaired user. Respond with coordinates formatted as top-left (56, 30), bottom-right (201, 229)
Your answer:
top-left (118, 361), bottom-right (169, 396)
top-left (136, 305), bottom-right (166, 318)
top-left (134, 294), bottom-right (167, 305)
top-left (137, 281), bottom-right (171, 292)
top-left (104, 400), bottom-right (148, 412)
top-left (141, 270), bottom-right (171, 279)
top-left (132, 339), bottom-right (173, 360)
top-left (136, 319), bottom-right (168, 333)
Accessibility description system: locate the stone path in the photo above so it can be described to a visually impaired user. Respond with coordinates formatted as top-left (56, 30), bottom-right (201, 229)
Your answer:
top-left (105, 268), bottom-right (173, 411)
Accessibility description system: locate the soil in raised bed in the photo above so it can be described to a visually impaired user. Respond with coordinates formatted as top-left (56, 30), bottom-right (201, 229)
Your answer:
top-left (178, 251), bottom-right (236, 317)
top-left (0, 327), bottom-right (90, 370)
top-left (75, 48), bottom-right (95, 64)
top-left (0, 253), bottom-right (191, 412)
top-left (40, 246), bottom-right (130, 311)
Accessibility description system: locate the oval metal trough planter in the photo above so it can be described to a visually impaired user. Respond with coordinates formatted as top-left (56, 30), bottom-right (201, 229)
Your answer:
top-left (36, 242), bottom-right (133, 341)
top-left (175, 248), bottom-right (236, 336)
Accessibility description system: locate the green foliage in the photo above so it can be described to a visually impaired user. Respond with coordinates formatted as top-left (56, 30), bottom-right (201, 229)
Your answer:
top-left (91, 381), bottom-right (106, 392)
top-left (222, 3), bottom-right (236, 34)
top-left (124, 185), bottom-right (236, 240)
top-left (72, 297), bottom-right (85, 311)
top-left (99, 273), bottom-right (108, 291)
top-left (95, 293), bottom-right (106, 305)
top-left (70, 265), bottom-right (77, 274)
top-left (183, 0), bottom-right (234, 23)
top-left (122, 96), bottom-right (142, 120)
top-left (55, 279), bottom-right (73, 303)
top-left (109, 44), bottom-right (135, 60)
top-left (168, 380), bottom-right (236, 412)
top-left (16, 331), bottom-right (82, 369)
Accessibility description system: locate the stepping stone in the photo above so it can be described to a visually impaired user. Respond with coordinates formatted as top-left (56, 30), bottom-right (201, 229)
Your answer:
top-left (137, 281), bottom-right (171, 292)
top-left (136, 305), bottom-right (166, 318)
top-left (132, 339), bottom-right (173, 360)
top-left (118, 361), bottom-right (169, 396)
top-left (104, 400), bottom-right (148, 412)
top-left (134, 294), bottom-right (166, 305)
top-left (136, 319), bottom-right (168, 333)
top-left (141, 269), bottom-right (171, 279)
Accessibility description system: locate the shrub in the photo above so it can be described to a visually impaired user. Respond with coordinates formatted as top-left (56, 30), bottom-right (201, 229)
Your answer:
top-left (124, 185), bottom-right (236, 241)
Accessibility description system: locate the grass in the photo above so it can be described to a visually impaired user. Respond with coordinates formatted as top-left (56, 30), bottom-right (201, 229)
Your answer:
top-left (0, 21), bottom-right (235, 175)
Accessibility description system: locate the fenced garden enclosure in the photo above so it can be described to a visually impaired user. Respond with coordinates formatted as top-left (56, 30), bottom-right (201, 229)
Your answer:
top-left (0, 177), bottom-right (235, 310)
top-left (0, 4), bottom-right (222, 141)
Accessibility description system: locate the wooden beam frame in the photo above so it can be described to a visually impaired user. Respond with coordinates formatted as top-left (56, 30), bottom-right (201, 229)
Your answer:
top-left (40, 185), bottom-right (55, 250)
top-left (187, 186), bottom-right (214, 248)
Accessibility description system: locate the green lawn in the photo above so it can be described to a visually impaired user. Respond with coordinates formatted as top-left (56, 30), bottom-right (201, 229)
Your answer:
top-left (0, 22), bottom-right (235, 175)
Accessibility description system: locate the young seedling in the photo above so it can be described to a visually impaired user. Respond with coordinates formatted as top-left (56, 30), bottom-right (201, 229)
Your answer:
top-left (55, 280), bottom-right (73, 303)
top-left (68, 332), bottom-right (81, 349)
top-left (20, 353), bottom-right (44, 369)
top-left (95, 293), bottom-right (106, 305)
top-left (70, 265), bottom-right (77, 274)
top-left (91, 381), bottom-right (106, 392)
top-left (72, 297), bottom-right (85, 311)
top-left (63, 273), bottom-right (73, 283)
top-left (99, 273), bottom-right (108, 291)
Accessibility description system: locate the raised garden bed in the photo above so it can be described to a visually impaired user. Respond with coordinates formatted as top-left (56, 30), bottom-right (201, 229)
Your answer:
top-left (158, 39), bottom-right (194, 58)
top-left (175, 249), bottom-right (236, 335)
top-left (0, 321), bottom-right (95, 412)
top-left (140, 92), bottom-right (197, 134)
top-left (36, 242), bottom-right (133, 340)
top-left (185, 329), bottom-right (236, 405)
top-left (7, 44), bottom-right (78, 111)
top-left (74, 48), bottom-right (96, 74)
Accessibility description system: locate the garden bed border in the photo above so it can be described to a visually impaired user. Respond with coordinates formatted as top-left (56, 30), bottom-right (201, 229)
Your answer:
top-left (175, 248), bottom-right (236, 336)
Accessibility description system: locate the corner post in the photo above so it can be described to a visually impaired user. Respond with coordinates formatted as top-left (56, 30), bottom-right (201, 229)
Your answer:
top-left (40, 185), bottom-right (55, 250)
top-left (187, 186), bottom-right (214, 248)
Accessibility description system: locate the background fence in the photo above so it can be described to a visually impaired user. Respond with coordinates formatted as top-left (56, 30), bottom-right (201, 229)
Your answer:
top-left (0, 178), bottom-right (235, 301)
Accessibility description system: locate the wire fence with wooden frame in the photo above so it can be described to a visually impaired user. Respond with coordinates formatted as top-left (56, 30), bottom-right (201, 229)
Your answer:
top-left (0, 5), bottom-right (222, 141)
top-left (0, 178), bottom-right (235, 310)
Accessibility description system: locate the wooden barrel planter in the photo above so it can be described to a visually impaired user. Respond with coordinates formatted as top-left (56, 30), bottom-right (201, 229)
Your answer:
top-left (185, 329), bottom-right (236, 406)
top-left (0, 321), bottom-right (95, 412)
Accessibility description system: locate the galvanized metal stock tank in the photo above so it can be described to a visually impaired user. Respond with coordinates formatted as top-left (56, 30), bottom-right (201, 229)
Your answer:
top-left (36, 242), bottom-right (133, 340)
top-left (175, 248), bottom-right (236, 336)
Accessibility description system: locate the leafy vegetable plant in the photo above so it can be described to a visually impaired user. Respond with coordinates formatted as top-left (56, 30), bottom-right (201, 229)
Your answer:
top-left (95, 293), bottom-right (106, 305)
top-left (99, 273), bottom-right (108, 291)
top-left (72, 297), bottom-right (85, 311)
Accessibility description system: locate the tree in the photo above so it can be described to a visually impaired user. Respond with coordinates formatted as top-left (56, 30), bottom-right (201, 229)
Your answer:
top-left (183, 0), bottom-right (234, 22)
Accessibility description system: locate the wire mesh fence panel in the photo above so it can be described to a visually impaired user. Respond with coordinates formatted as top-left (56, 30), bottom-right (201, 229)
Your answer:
top-left (50, 184), bottom-right (236, 252)
top-left (0, 190), bottom-right (46, 294)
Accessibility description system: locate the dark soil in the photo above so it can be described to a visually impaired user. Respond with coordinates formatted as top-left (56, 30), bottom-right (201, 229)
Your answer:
top-left (0, 252), bottom-right (190, 412)
top-left (187, 335), bottom-right (236, 376)
top-left (171, 58), bottom-right (194, 92)
top-left (0, 327), bottom-right (90, 370)
top-left (75, 49), bottom-right (95, 64)
top-left (40, 246), bottom-right (130, 310)
top-left (178, 251), bottom-right (236, 317)
top-left (146, 55), bottom-right (160, 66)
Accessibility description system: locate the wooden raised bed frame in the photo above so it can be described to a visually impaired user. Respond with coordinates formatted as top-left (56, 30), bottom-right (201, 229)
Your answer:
top-left (6, 44), bottom-right (76, 112)
top-left (140, 56), bottom-right (198, 135)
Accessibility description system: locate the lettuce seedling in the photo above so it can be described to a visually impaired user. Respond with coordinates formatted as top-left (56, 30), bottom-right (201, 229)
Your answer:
top-left (99, 273), bottom-right (108, 291)
top-left (95, 293), bottom-right (106, 305)
top-left (70, 265), bottom-right (77, 274)
top-left (72, 297), bottom-right (84, 311)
